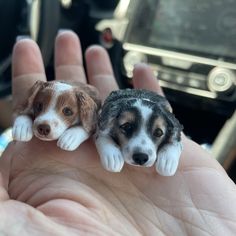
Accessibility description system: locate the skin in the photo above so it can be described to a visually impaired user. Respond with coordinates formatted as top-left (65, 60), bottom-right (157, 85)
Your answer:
top-left (0, 31), bottom-right (236, 235)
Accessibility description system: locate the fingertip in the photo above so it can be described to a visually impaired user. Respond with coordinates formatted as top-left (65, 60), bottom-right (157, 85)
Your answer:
top-left (85, 45), bottom-right (117, 101)
top-left (57, 29), bottom-right (78, 38)
top-left (54, 30), bottom-right (87, 82)
top-left (85, 45), bottom-right (106, 57)
top-left (85, 45), bottom-right (107, 56)
top-left (85, 45), bottom-right (113, 75)
top-left (133, 63), bottom-right (164, 96)
top-left (133, 63), bottom-right (151, 82)
top-left (12, 39), bottom-right (45, 77)
top-left (55, 30), bottom-right (82, 66)
top-left (12, 38), bottom-right (46, 113)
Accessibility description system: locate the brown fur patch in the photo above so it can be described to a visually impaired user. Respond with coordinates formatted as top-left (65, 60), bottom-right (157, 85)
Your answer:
top-left (76, 90), bottom-right (98, 133)
top-left (63, 81), bottom-right (101, 109)
top-left (118, 111), bottom-right (136, 126)
top-left (56, 92), bottom-right (79, 126)
top-left (151, 116), bottom-right (166, 141)
top-left (111, 111), bottom-right (137, 147)
top-left (33, 89), bottom-right (54, 117)
top-left (15, 80), bottom-right (45, 117)
top-left (152, 117), bottom-right (166, 130)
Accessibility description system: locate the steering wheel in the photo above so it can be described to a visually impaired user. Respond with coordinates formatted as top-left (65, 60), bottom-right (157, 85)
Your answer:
top-left (0, 0), bottom-right (60, 98)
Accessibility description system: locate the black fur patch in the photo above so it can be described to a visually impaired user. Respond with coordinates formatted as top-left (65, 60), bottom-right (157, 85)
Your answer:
top-left (110, 106), bottom-right (142, 144)
top-left (99, 89), bottom-right (183, 147)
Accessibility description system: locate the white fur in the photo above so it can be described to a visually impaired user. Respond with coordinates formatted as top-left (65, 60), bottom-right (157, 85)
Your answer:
top-left (33, 83), bottom-right (75, 140)
top-left (53, 82), bottom-right (73, 92)
top-left (33, 109), bottom-right (68, 140)
top-left (122, 100), bottom-right (156, 167)
top-left (57, 126), bottom-right (89, 151)
top-left (134, 99), bottom-right (152, 117)
top-left (12, 115), bottom-right (33, 141)
top-left (95, 135), bottom-right (124, 172)
top-left (123, 128), bottom-right (157, 167)
top-left (156, 142), bottom-right (183, 176)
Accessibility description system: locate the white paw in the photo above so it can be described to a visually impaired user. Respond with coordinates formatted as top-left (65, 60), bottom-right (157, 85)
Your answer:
top-left (57, 126), bottom-right (89, 151)
top-left (156, 142), bottom-right (182, 176)
top-left (12, 115), bottom-right (33, 141)
top-left (100, 147), bottom-right (124, 172)
top-left (96, 137), bottom-right (124, 172)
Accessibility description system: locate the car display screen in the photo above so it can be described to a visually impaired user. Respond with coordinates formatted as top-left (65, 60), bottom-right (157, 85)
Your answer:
top-left (126, 0), bottom-right (236, 59)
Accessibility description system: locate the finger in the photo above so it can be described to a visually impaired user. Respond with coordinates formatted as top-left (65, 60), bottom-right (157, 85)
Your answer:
top-left (55, 30), bottom-right (86, 83)
top-left (0, 142), bottom-right (13, 199)
top-left (12, 38), bottom-right (46, 112)
top-left (132, 63), bottom-right (164, 96)
top-left (85, 45), bottom-right (118, 101)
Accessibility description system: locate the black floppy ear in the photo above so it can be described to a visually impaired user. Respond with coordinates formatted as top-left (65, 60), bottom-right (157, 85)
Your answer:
top-left (18, 80), bottom-right (46, 116)
top-left (98, 99), bottom-right (123, 132)
top-left (76, 90), bottom-right (98, 133)
top-left (164, 112), bottom-right (183, 143)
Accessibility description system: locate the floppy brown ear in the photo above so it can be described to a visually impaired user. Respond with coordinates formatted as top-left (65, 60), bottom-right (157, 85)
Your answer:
top-left (18, 80), bottom-right (45, 116)
top-left (76, 90), bottom-right (98, 133)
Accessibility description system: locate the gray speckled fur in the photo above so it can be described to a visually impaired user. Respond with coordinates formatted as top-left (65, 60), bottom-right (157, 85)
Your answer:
top-left (98, 89), bottom-right (183, 143)
top-left (99, 89), bottom-right (166, 128)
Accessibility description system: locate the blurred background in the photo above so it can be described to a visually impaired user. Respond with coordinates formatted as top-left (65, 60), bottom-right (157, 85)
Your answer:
top-left (0, 0), bottom-right (235, 180)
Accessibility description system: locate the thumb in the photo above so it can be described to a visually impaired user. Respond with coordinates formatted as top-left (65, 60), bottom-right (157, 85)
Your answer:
top-left (0, 144), bottom-right (12, 200)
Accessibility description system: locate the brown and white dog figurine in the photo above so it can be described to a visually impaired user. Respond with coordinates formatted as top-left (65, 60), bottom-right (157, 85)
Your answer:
top-left (95, 89), bottom-right (183, 176)
top-left (12, 80), bottom-right (101, 151)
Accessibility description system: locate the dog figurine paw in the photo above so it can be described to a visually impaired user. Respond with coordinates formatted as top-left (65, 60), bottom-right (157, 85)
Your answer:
top-left (12, 80), bottom-right (101, 151)
top-left (95, 89), bottom-right (183, 176)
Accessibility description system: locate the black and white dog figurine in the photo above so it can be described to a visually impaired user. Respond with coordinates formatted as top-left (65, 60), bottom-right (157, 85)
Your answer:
top-left (95, 89), bottom-right (183, 176)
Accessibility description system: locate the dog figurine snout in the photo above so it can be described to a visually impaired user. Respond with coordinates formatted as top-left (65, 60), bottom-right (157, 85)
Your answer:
top-left (37, 124), bottom-right (51, 136)
top-left (132, 152), bottom-right (149, 165)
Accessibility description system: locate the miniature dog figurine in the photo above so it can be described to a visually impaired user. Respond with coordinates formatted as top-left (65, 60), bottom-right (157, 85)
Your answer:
top-left (95, 89), bottom-right (183, 176)
top-left (12, 80), bottom-right (101, 151)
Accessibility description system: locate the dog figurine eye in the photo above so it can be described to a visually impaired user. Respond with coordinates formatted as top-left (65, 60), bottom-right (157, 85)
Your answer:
top-left (34, 102), bottom-right (43, 113)
top-left (63, 107), bottom-right (74, 116)
top-left (153, 128), bottom-right (163, 137)
top-left (119, 122), bottom-right (134, 135)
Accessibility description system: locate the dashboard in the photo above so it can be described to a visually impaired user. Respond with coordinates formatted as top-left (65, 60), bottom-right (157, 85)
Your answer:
top-left (97, 0), bottom-right (236, 117)
top-left (127, 0), bottom-right (236, 60)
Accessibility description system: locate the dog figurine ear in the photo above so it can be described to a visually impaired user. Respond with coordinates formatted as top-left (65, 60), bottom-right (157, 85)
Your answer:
top-left (155, 111), bottom-right (183, 176)
top-left (17, 80), bottom-right (46, 116)
top-left (165, 102), bottom-right (173, 113)
top-left (161, 99), bottom-right (173, 113)
top-left (12, 80), bottom-right (46, 142)
top-left (76, 90), bottom-right (98, 134)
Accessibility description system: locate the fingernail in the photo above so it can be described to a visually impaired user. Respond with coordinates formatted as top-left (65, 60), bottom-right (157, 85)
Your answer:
top-left (16, 35), bottom-right (31, 42)
top-left (57, 29), bottom-right (74, 35)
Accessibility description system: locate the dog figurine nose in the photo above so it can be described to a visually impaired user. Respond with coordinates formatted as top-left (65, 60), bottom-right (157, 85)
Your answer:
top-left (37, 124), bottom-right (51, 136)
top-left (132, 153), bottom-right (149, 165)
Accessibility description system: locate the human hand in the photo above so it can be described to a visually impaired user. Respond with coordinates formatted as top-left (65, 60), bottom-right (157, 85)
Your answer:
top-left (0, 31), bottom-right (236, 235)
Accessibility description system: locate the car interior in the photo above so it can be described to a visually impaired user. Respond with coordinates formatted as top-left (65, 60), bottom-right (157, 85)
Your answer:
top-left (0, 0), bottom-right (235, 180)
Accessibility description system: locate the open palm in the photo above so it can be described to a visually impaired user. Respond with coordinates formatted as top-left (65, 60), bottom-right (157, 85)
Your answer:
top-left (0, 31), bottom-right (235, 236)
